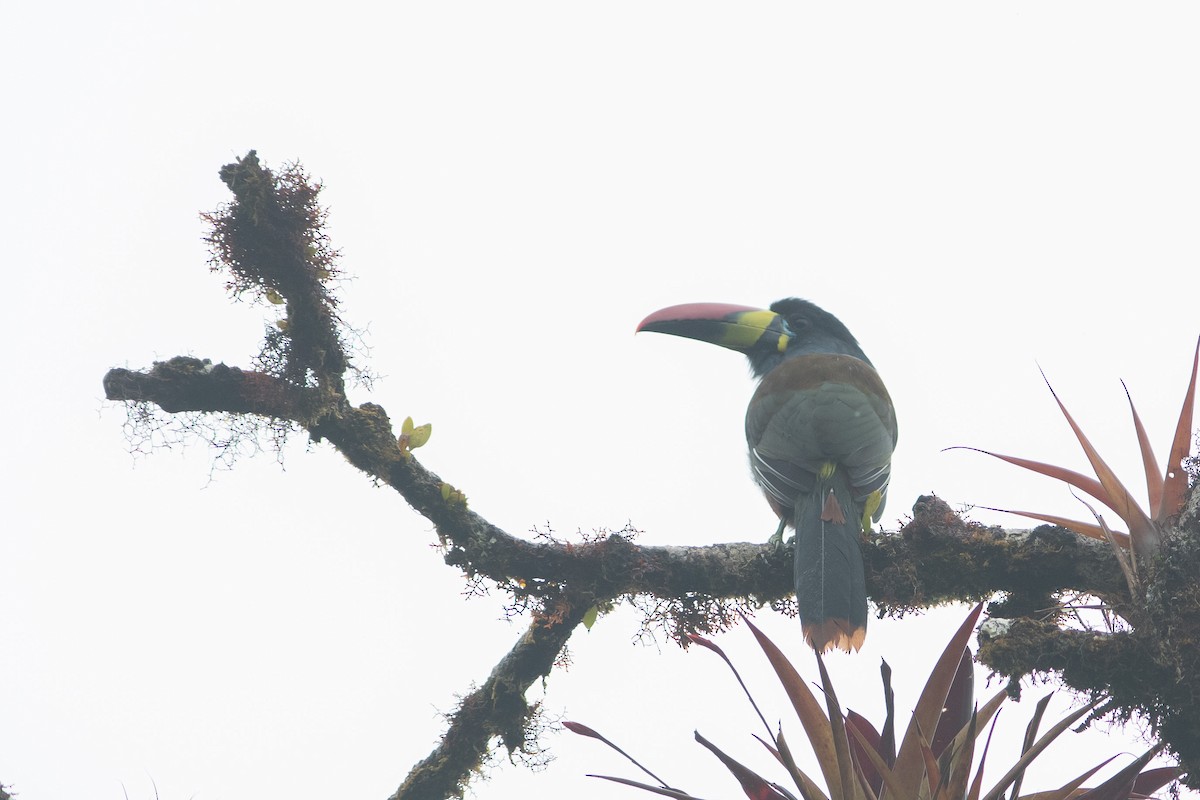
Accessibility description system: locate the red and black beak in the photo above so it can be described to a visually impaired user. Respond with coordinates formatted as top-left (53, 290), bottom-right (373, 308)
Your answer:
top-left (636, 302), bottom-right (791, 356)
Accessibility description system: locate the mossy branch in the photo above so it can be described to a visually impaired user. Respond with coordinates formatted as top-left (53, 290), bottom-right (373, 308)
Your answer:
top-left (391, 591), bottom-right (589, 800)
top-left (102, 152), bottom-right (1200, 795)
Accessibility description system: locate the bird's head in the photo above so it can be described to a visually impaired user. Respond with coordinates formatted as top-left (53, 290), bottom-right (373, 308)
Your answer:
top-left (637, 297), bottom-right (870, 378)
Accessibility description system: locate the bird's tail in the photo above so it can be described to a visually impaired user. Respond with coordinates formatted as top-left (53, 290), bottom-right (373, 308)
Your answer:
top-left (794, 465), bottom-right (868, 653)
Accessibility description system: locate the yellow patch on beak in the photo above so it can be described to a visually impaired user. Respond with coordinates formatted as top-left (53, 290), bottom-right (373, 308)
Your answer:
top-left (718, 310), bottom-right (787, 351)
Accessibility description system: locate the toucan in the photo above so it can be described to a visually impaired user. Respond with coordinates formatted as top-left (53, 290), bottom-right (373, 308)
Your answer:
top-left (637, 298), bottom-right (897, 653)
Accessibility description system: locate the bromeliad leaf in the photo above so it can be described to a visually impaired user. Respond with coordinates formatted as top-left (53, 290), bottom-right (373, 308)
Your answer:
top-left (974, 506), bottom-right (1130, 549)
top-left (957, 340), bottom-right (1199, 585)
top-left (891, 603), bottom-right (984, 799)
top-left (1036, 368), bottom-right (1160, 564)
top-left (571, 608), bottom-right (1180, 799)
top-left (587, 775), bottom-right (701, 799)
top-left (1160, 339), bottom-right (1200, 522)
top-left (695, 732), bottom-right (797, 800)
top-left (744, 617), bottom-right (843, 796)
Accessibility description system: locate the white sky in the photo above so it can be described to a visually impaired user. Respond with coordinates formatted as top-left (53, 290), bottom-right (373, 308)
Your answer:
top-left (4, 2), bottom-right (1200, 798)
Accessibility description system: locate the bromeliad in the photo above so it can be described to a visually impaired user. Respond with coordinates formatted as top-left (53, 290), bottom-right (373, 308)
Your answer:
top-left (958, 339), bottom-right (1199, 592)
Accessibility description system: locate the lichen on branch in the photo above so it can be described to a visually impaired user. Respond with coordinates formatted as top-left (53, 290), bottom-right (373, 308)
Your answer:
top-left (201, 150), bottom-right (349, 390)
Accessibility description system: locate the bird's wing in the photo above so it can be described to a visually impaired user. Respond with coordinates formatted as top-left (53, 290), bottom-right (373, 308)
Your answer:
top-left (746, 354), bottom-right (897, 517)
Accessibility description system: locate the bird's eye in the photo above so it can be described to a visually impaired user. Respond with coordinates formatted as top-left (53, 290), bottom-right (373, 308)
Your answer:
top-left (785, 316), bottom-right (810, 333)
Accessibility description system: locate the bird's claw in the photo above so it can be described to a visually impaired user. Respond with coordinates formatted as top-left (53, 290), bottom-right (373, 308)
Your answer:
top-left (767, 518), bottom-right (789, 555)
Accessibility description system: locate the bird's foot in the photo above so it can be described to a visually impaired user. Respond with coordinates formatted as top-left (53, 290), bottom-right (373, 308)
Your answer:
top-left (767, 518), bottom-right (789, 554)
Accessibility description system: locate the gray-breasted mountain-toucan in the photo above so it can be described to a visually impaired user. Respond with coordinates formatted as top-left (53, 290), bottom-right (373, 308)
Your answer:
top-left (638, 298), bottom-right (897, 653)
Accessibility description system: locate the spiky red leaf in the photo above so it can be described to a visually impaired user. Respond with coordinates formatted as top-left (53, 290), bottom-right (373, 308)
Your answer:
top-left (979, 698), bottom-right (1102, 800)
top-left (1123, 382), bottom-right (1164, 517)
top-left (693, 627), bottom-right (774, 742)
top-left (940, 709), bottom-right (978, 800)
top-left (695, 731), bottom-right (793, 800)
top-left (687, 632), bottom-right (728, 658)
top-left (892, 603), bottom-right (983, 799)
top-left (1074, 744), bottom-right (1164, 799)
top-left (931, 647), bottom-right (974, 758)
top-left (878, 661), bottom-right (897, 772)
top-left (566, 720), bottom-right (676, 789)
top-left (1008, 693), bottom-right (1053, 800)
top-left (978, 507), bottom-right (1131, 548)
top-left (813, 652), bottom-right (860, 800)
top-left (1159, 338), bottom-right (1200, 522)
top-left (846, 711), bottom-right (884, 796)
top-left (950, 447), bottom-right (1113, 510)
top-left (563, 721), bottom-right (604, 739)
top-left (588, 774), bottom-right (699, 798)
top-left (1038, 369), bottom-right (1159, 563)
top-left (966, 711), bottom-right (1002, 800)
top-left (1130, 765), bottom-right (1184, 797)
top-left (773, 729), bottom-right (829, 800)
top-left (845, 722), bottom-right (906, 800)
top-left (743, 616), bottom-right (842, 797)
